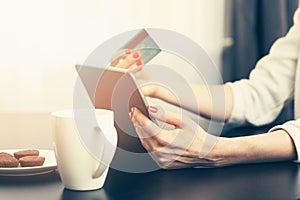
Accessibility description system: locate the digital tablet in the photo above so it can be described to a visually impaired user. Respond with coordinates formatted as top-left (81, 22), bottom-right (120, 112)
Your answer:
top-left (75, 65), bottom-right (153, 153)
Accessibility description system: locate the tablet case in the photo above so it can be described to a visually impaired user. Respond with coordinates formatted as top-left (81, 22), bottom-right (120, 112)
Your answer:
top-left (76, 65), bottom-right (159, 172)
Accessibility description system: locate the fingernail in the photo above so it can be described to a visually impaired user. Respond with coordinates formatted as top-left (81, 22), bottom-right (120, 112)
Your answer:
top-left (129, 107), bottom-right (135, 119)
top-left (133, 52), bottom-right (139, 59)
top-left (125, 49), bottom-right (131, 54)
top-left (131, 107), bottom-right (135, 115)
top-left (149, 106), bottom-right (158, 113)
top-left (136, 60), bottom-right (143, 67)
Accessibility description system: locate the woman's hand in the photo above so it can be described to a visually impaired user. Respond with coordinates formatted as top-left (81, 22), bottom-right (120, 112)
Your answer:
top-left (110, 50), bottom-right (144, 71)
top-left (141, 84), bottom-right (233, 121)
top-left (141, 85), bottom-right (181, 108)
top-left (129, 105), bottom-right (225, 169)
top-left (129, 106), bottom-right (297, 168)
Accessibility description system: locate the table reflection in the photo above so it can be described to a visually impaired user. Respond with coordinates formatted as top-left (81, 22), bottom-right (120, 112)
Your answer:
top-left (60, 188), bottom-right (109, 200)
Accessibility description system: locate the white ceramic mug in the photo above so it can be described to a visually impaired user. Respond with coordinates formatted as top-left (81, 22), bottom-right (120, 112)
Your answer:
top-left (51, 109), bottom-right (117, 191)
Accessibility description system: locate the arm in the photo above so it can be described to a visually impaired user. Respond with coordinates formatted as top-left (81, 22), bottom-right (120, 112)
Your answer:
top-left (143, 84), bottom-right (233, 121)
top-left (130, 106), bottom-right (296, 169)
top-left (144, 8), bottom-right (300, 125)
top-left (212, 130), bottom-right (296, 166)
top-left (132, 8), bottom-right (300, 168)
top-left (226, 8), bottom-right (300, 126)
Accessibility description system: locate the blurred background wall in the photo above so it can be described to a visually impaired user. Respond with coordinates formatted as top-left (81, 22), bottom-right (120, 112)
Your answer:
top-left (0, 0), bottom-right (225, 148)
top-left (0, 0), bottom-right (225, 114)
top-left (0, 0), bottom-right (298, 148)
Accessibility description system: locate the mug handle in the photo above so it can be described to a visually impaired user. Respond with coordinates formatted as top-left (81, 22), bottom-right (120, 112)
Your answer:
top-left (92, 126), bottom-right (108, 179)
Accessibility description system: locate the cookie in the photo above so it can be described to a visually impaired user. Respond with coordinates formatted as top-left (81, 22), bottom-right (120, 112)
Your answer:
top-left (19, 156), bottom-right (45, 167)
top-left (0, 152), bottom-right (14, 158)
top-left (0, 156), bottom-right (19, 168)
top-left (14, 149), bottom-right (39, 159)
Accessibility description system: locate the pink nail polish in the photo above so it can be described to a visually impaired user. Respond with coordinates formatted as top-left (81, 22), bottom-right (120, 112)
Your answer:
top-left (136, 60), bottom-right (143, 67)
top-left (125, 49), bottom-right (131, 54)
top-left (149, 106), bottom-right (158, 113)
top-left (131, 107), bottom-right (136, 116)
top-left (133, 52), bottom-right (139, 59)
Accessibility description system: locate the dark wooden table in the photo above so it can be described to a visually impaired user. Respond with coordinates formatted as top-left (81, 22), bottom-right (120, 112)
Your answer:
top-left (0, 162), bottom-right (300, 200)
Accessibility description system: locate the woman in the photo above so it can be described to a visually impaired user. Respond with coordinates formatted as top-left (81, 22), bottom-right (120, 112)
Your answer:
top-left (115, 7), bottom-right (300, 169)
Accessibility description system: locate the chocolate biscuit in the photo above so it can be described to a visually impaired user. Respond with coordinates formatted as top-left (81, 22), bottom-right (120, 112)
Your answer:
top-left (0, 152), bottom-right (14, 158)
top-left (19, 156), bottom-right (45, 167)
top-left (0, 155), bottom-right (19, 168)
top-left (14, 150), bottom-right (39, 159)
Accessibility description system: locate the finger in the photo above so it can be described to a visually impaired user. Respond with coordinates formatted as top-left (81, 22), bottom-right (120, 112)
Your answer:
top-left (110, 49), bottom-right (131, 67)
top-left (130, 107), bottom-right (150, 127)
top-left (115, 51), bottom-right (141, 69)
top-left (148, 105), bottom-right (192, 128)
top-left (134, 125), bottom-right (155, 149)
top-left (130, 107), bottom-right (162, 138)
top-left (128, 59), bottom-right (144, 71)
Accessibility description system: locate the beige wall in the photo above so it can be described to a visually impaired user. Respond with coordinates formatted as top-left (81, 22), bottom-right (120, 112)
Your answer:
top-left (0, 0), bottom-right (225, 149)
top-left (0, 113), bottom-right (52, 149)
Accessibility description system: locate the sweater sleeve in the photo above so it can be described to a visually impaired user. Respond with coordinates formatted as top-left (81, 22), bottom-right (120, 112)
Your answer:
top-left (226, 8), bottom-right (300, 126)
top-left (269, 119), bottom-right (300, 162)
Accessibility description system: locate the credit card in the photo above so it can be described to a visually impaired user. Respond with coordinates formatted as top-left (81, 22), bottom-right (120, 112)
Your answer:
top-left (121, 29), bottom-right (161, 64)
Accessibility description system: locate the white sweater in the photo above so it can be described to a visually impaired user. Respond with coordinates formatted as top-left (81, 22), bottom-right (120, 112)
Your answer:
top-left (227, 7), bottom-right (300, 161)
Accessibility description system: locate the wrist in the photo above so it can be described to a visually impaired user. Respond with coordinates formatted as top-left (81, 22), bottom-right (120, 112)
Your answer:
top-left (204, 136), bottom-right (235, 167)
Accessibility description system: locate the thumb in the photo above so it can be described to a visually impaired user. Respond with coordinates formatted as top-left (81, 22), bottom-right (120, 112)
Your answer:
top-left (148, 106), bottom-right (190, 128)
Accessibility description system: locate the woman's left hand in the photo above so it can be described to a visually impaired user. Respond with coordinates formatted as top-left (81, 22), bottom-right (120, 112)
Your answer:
top-left (129, 106), bottom-right (224, 169)
top-left (110, 50), bottom-right (144, 71)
